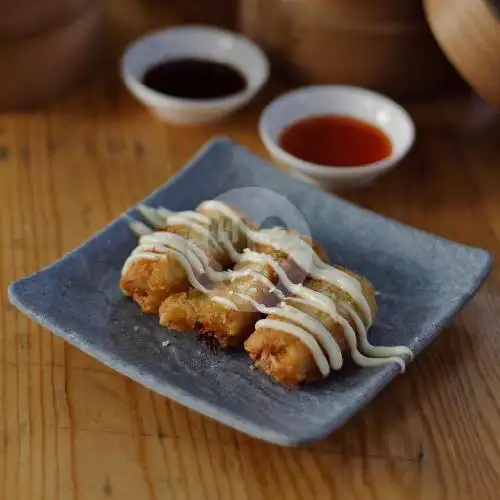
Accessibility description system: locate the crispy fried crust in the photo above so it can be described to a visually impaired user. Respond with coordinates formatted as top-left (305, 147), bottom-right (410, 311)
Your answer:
top-left (160, 255), bottom-right (293, 347)
top-left (159, 235), bottom-right (329, 347)
top-left (157, 290), bottom-right (204, 331)
top-left (121, 205), bottom-right (253, 314)
top-left (244, 271), bottom-right (377, 386)
top-left (128, 213), bottom-right (380, 386)
top-left (120, 254), bottom-right (189, 313)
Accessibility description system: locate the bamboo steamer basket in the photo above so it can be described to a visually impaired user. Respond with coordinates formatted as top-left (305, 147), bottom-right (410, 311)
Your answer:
top-left (239, 0), bottom-right (456, 96)
top-left (0, 1), bottom-right (103, 109)
top-left (424, 0), bottom-right (500, 107)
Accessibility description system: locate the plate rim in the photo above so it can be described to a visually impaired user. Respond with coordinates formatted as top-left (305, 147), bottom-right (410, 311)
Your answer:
top-left (7, 137), bottom-right (494, 445)
top-left (8, 137), bottom-right (493, 283)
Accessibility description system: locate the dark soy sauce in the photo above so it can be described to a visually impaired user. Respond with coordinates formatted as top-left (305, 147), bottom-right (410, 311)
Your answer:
top-left (142, 58), bottom-right (247, 100)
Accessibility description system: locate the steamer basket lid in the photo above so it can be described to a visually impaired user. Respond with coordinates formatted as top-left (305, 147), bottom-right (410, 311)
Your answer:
top-left (424, 0), bottom-right (500, 106)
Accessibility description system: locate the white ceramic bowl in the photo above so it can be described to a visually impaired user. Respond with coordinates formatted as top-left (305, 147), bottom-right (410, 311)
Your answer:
top-left (259, 86), bottom-right (415, 189)
top-left (121, 26), bottom-right (269, 124)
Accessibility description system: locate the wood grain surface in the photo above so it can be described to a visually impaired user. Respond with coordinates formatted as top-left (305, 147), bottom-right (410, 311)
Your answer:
top-left (1, 1), bottom-right (500, 498)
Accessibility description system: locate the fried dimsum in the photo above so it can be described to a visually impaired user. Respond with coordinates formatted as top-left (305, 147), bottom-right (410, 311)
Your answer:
top-left (120, 203), bottom-right (254, 313)
top-left (159, 229), bottom-right (328, 347)
top-left (245, 268), bottom-right (411, 386)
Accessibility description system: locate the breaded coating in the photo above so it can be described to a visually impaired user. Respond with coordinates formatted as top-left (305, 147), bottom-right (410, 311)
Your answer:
top-left (120, 250), bottom-right (192, 313)
top-left (159, 232), bottom-right (330, 347)
top-left (121, 205), bottom-right (254, 314)
top-left (160, 251), bottom-right (295, 347)
top-left (244, 271), bottom-right (377, 386)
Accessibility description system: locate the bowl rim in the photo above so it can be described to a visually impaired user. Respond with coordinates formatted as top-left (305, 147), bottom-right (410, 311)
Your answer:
top-left (259, 85), bottom-right (416, 178)
top-left (120, 24), bottom-right (270, 110)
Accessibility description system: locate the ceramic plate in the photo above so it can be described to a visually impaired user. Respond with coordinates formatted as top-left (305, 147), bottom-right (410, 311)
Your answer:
top-left (8, 138), bottom-right (492, 446)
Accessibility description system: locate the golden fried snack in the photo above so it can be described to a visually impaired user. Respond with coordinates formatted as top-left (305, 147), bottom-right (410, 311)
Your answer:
top-left (120, 203), bottom-right (254, 313)
top-left (159, 231), bottom-right (328, 347)
top-left (159, 248), bottom-right (298, 347)
top-left (123, 198), bottom-right (412, 386)
top-left (244, 268), bottom-right (410, 386)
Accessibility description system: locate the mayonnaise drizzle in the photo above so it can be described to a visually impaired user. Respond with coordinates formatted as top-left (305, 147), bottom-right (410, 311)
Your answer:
top-left (137, 205), bottom-right (167, 228)
top-left (174, 211), bottom-right (211, 225)
top-left (217, 231), bottom-right (244, 263)
top-left (341, 302), bottom-right (413, 359)
top-left (127, 218), bottom-right (154, 237)
top-left (255, 319), bottom-right (331, 376)
top-left (240, 250), bottom-right (299, 292)
top-left (123, 248), bottom-right (210, 295)
top-left (234, 287), bottom-right (405, 373)
top-left (199, 201), bottom-right (371, 323)
top-left (237, 294), bottom-right (343, 371)
top-left (124, 202), bottom-right (411, 376)
top-left (166, 214), bottom-right (223, 251)
top-left (134, 233), bottom-right (206, 274)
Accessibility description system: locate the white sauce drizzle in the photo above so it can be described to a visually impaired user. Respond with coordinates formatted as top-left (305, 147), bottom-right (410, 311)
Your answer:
top-left (237, 294), bottom-right (343, 371)
top-left (255, 319), bottom-right (331, 376)
top-left (166, 214), bottom-right (223, 251)
top-left (124, 202), bottom-right (410, 376)
top-left (150, 205), bottom-right (212, 228)
top-left (235, 287), bottom-right (405, 373)
top-left (341, 302), bottom-right (413, 359)
top-left (174, 211), bottom-right (211, 225)
top-left (199, 201), bottom-right (371, 323)
top-left (211, 295), bottom-right (240, 310)
top-left (137, 204), bottom-right (167, 228)
top-left (135, 233), bottom-right (206, 274)
top-left (123, 248), bottom-right (210, 295)
top-left (284, 295), bottom-right (407, 370)
top-left (217, 231), bottom-right (243, 263)
top-left (309, 266), bottom-right (372, 324)
top-left (227, 270), bottom-right (286, 299)
top-left (156, 206), bottom-right (173, 221)
top-left (240, 250), bottom-right (299, 292)
top-left (128, 218), bottom-right (154, 237)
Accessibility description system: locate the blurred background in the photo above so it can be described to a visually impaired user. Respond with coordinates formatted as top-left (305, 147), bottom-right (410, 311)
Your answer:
top-left (2, 4), bottom-right (500, 500)
top-left (1, 0), bottom-right (498, 110)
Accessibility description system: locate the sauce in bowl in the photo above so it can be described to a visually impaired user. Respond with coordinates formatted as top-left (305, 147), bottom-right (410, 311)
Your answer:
top-left (142, 58), bottom-right (247, 100)
top-left (279, 115), bottom-right (392, 167)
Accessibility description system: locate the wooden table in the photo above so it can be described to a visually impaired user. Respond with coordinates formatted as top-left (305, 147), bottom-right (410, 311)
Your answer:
top-left (2, 3), bottom-right (500, 499)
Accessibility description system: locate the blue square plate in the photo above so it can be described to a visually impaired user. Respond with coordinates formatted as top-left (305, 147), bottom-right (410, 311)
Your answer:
top-left (8, 138), bottom-right (492, 446)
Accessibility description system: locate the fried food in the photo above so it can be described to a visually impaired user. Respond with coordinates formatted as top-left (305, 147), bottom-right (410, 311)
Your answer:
top-left (120, 203), bottom-right (254, 313)
top-left (159, 230), bottom-right (327, 347)
top-left (121, 199), bottom-right (411, 386)
top-left (244, 271), bottom-right (380, 386)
